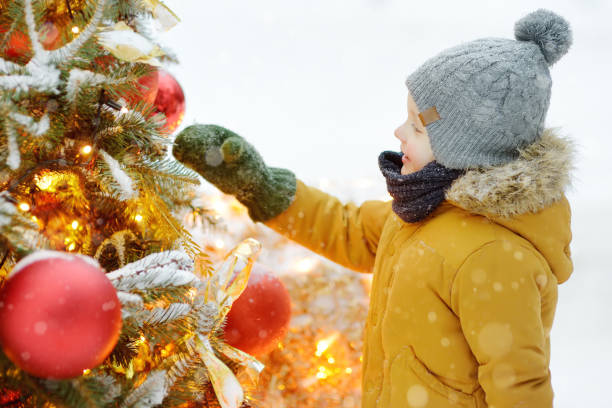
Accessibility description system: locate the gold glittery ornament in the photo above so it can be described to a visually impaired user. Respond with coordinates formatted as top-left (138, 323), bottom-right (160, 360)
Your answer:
top-left (43, 0), bottom-right (89, 26)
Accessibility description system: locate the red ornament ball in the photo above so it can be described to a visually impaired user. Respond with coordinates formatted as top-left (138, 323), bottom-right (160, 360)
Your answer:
top-left (123, 68), bottom-right (159, 107)
top-left (0, 29), bottom-right (30, 60)
top-left (154, 70), bottom-right (186, 133)
top-left (0, 251), bottom-right (122, 379)
top-left (0, 389), bottom-right (21, 405)
top-left (137, 69), bottom-right (160, 105)
top-left (39, 21), bottom-right (61, 50)
top-left (222, 264), bottom-right (291, 356)
top-left (1, 22), bottom-right (61, 61)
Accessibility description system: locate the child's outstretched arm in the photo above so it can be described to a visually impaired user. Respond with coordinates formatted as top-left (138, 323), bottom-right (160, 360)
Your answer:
top-left (173, 124), bottom-right (391, 273)
top-left (264, 180), bottom-right (390, 273)
top-left (451, 241), bottom-right (556, 408)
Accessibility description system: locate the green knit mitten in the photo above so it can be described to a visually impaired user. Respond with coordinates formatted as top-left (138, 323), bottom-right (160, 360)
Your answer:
top-left (172, 124), bottom-right (297, 222)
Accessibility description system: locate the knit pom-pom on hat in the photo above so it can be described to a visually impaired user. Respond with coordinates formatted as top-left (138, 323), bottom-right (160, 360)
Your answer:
top-left (514, 8), bottom-right (573, 66)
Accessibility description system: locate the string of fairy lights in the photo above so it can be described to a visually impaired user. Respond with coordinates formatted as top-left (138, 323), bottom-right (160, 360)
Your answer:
top-left (7, 0), bottom-right (153, 244)
top-left (15, 138), bottom-right (146, 250)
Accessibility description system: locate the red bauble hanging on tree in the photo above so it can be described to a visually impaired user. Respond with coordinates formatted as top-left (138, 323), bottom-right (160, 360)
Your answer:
top-left (91, 55), bottom-right (159, 106)
top-left (122, 68), bottom-right (159, 107)
top-left (136, 68), bottom-right (160, 105)
top-left (39, 21), bottom-right (62, 50)
top-left (222, 264), bottom-right (291, 356)
top-left (0, 251), bottom-right (122, 379)
top-left (1, 21), bottom-right (61, 61)
top-left (154, 69), bottom-right (186, 133)
top-left (0, 28), bottom-right (31, 60)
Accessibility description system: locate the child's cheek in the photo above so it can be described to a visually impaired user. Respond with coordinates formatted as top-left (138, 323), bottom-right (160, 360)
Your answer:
top-left (404, 143), bottom-right (418, 161)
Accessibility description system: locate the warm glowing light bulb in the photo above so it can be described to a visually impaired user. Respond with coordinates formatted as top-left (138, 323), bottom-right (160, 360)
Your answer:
top-left (134, 214), bottom-right (143, 222)
top-left (315, 333), bottom-right (339, 357)
top-left (295, 257), bottom-right (317, 273)
top-left (209, 195), bottom-right (228, 216)
top-left (35, 174), bottom-right (54, 190)
top-left (316, 371), bottom-right (327, 380)
top-left (71, 26), bottom-right (80, 34)
top-left (214, 239), bottom-right (225, 249)
top-left (82, 368), bottom-right (91, 375)
top-left (81, 145), bottom-right (92, 154)
top-left (18, 203), bottom-right (30, 211)
top-left (187, 287), bottom-right (198, 300)
top-left (67, 242), bottom-right (76, 251)
top-left (345, 367), bottom-right (352, 374)
top-left (140, 335), bottom-right (146, 342)
top-left (120, 106), bottom-right (129, 114)
top-left (327, 357), bottom-right (335, 364)
top-left (71, 220), bottom-right (79, 229)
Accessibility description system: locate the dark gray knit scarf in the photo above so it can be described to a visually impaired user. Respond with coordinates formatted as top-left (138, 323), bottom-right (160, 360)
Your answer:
top-left (378, 151), bottom-right (464, 223)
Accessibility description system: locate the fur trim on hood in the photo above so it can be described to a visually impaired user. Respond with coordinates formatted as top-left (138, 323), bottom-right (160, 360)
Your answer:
top-left (446, 128), bottom-right (575, 218)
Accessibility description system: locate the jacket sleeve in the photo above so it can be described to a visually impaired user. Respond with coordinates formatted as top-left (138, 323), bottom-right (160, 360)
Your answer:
top-left (451, 240), bottom-right (556, 408)
top-left (263, 180), bottom-right (392, 273)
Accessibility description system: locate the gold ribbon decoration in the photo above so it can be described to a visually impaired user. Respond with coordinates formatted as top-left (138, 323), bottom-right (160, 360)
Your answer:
top-left (199, 238), bottom-right (264, 408)
top-left (140, 0), bottom-right (181, 31)
top-left (96, 22), bottom-right (164, 66)
top-left (205, 238), bottom-right (261, 324)
top-left (198, 336), bottom-right (244, 408)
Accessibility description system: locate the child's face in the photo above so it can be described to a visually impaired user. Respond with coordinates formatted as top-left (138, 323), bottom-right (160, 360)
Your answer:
top-left (394, 91), bottom-right (435, 175)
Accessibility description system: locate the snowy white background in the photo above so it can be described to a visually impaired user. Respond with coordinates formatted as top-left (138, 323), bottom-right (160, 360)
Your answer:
top-left (163, 0), bottom-right (612, 406)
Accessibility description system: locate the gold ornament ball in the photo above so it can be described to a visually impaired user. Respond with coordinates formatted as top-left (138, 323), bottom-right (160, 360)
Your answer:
top-left (44, 0), bottom-right (89, 25)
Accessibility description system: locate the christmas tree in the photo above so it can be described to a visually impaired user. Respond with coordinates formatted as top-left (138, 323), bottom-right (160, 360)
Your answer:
top-left (0, 0), bottom-right (263, 406)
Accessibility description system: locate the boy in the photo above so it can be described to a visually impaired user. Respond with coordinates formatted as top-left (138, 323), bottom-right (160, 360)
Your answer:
top-left (173, 9), bottom-right (574, 408)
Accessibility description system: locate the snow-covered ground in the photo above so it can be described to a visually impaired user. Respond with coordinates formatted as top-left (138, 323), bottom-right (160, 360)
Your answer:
top-left (164, 1), bottom-right (612, 406)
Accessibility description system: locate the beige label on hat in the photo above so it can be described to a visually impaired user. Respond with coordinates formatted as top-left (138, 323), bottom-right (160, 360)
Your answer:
top-left (418, 106), bottom-right (441, 126)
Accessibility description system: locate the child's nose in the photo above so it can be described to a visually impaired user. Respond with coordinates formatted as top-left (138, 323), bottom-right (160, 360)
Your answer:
top-left (394, 127), bottom-right (403, 141)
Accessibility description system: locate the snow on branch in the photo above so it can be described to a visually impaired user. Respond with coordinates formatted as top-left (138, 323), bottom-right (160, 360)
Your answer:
top-left (145, 303), bottom-right (191, 325)
top-left (23, 0), bottom-right (44, 57)
top-left (121, 370), bottom-right (168, 408)
top-left (5, 121), bottom-right (20, 170)
top-left (47, 0), bottom-right (108, 64)
top-left (132, 12), bottom-right (178, 63)
top-left (117, 291), bottom-right (145, 319)
top-left (9, 112), bottom-right (50, 136)
top-left (166, 354), bottom-right (199, 387)
top-left (108, 251), bottom-right (198, 292)
top-left (0, 192), bottom-right (17, 227)
top-left (0, 58), bottom-right (21, 75)
top-left (0, 0), bottom-right (108, 94)
top-left (99, 149), bottom-right (137, 200)
top-left (0, 68), bottom-right (60, 93)
top-left (117, 291), bottom-right (144, 307)
top-left (66, 68), bottom-right (109, 102)
top-left (194, 300), bottom-right (219, 335)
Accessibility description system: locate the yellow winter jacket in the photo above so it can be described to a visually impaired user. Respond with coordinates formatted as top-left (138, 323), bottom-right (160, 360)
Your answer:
top-left (264, 130), bottom-right (573, 408)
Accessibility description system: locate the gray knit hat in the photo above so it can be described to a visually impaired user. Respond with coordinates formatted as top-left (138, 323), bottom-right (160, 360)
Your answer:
top-left (406, 9), bottom-right (572, 169)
